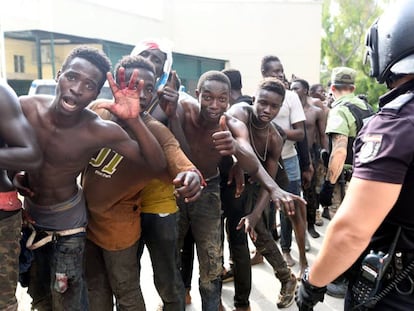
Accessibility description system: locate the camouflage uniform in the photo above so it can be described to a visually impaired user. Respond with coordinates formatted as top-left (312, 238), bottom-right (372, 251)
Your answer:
top-left (0, 210), bottom-right (22, 311)
top-left (325, 92), bottom-right (368, 215)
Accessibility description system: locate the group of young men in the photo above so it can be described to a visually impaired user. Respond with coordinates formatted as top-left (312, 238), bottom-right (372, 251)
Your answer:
top-left (219, 57), bottom-right (373, 309)
top-left (0, 38), bottom-right (308, 311)
top-left (0, 38), bottom-right (355, 311)
top-left (4, 2), bottom-right (410, 307)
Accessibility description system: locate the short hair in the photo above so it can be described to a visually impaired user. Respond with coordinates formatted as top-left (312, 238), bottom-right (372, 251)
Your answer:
top-left (292, 78), bottom-right (310, 93)
top-left (61, 46), bottom-right (112, 90)
top-left (260, 55), bottom-right (281, 73)
top-left (310, 83), bottom-right (324, 94)
top-left (258, 77), bottom-right (285, 101)
top-left (333, 84), bottom-right (354, 92)
top-left (221, 69), bottom-right (242, 90)
top-left (197, 70), bottom-right (231, 91)
top-left (114, 55), bottom-right (156, 83)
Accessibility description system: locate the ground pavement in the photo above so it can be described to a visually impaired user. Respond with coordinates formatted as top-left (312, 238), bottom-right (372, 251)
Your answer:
top-left (179, 211), bottom-right (344, 311)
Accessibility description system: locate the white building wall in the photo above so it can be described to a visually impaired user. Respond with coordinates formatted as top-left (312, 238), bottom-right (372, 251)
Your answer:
top-left (1, 0), bottom-right (322, 94)
top-left (167, 0), bottom-right (323, 94)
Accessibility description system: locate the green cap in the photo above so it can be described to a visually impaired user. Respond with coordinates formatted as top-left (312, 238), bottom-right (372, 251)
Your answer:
top-left (331, 67), bottom-right (356, 85)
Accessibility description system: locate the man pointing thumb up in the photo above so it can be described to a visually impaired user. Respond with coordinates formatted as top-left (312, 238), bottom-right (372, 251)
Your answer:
top-left (212, 113), bottom-right (237, 156)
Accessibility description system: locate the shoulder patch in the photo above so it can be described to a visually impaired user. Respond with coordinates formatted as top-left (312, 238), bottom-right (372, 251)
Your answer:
top-left (359, 134), bottom-right (383, 164)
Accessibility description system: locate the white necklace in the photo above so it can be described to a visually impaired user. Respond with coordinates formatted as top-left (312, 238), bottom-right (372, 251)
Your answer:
top-left (249, 113), bottom-right (270, 162)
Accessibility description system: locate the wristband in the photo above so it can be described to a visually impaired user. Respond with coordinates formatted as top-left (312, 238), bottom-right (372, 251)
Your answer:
top-left (300, 267), bottom-right (327, 305)
top-left (302, 268), bottom-right (326, 292)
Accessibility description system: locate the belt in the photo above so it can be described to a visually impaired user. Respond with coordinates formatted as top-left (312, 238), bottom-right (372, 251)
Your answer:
top-left (26, 224), bottom-right (86, 250)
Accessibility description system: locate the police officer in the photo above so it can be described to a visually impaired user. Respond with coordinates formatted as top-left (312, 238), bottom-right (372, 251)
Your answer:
top-left (319, 66), bottom-right (373, 220)
top-left (296, 0), bottom-right (414, 309)
top-left (318, 66), bottom-right (374, 297)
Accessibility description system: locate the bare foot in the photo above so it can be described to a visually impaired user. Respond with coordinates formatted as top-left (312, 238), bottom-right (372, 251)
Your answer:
top-left (282, 251), bottom-right (296, 267)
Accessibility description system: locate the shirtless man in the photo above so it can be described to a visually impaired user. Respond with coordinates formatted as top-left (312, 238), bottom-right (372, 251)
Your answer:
top-left (17, 46), bottom-right (165, 310)
top-left (0, 81), bottom-right (41, 311)
top-left (260, 55), bottom-right (309, 274)
top-left (225, 77), bottom-right (301, 309)
top-left (163, 70), bottom-right (305, 310)
top-left (291, 79), bottom-right (328, 239)
top-left (309, 83), bottom-right (325, 101)
top-left (309, 83), bottom-right (328, 107)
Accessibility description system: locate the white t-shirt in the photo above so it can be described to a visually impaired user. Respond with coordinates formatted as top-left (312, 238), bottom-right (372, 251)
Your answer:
top-left (272, 90), bottom-right (306, 159)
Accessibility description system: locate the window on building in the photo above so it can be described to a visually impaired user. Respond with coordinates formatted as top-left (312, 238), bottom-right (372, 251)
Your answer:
top-left (41, 45), bottom-right (52, 64)
top-left (14, 55), bottom-right (25, 73)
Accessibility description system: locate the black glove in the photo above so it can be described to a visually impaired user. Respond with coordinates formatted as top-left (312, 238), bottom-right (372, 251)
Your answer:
top-left (296, 268), bottom-right (327, 311)
top-left (319, 180), bottom-right (334, 207)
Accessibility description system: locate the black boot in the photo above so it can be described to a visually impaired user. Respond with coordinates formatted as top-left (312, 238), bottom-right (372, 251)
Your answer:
top-left (307, 224), bottom-right (320, 238)
top-left (322, 207), bottom-right (331, 220)
top-left (327, 276), bottom-right (348, 298)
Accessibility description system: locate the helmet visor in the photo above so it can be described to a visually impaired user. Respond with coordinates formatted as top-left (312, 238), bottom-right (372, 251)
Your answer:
top-left (365, 20), bottom-right (379, 80)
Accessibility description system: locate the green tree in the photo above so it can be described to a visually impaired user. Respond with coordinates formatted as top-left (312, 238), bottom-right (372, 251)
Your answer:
top-left (321, 0), bottom-right (389, 110)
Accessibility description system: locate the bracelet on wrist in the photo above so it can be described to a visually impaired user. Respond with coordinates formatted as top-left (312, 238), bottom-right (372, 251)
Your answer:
top-left (302, 268), bottom-right (327, 291)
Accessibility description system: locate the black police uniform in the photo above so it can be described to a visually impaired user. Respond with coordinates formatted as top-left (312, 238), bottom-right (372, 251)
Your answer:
top-left (346, 80), bottom-right (414, 310)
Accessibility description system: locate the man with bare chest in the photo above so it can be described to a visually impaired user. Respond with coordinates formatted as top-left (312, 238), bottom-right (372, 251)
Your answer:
top-left (16, 46), bottom-right (165, 310)
top-left (291, 79), bottom-right (328, 239)
top-left (260, 56), bottom-right (310, 276)
top-left (172, 71), bottom-right (305, 310)
top-left (0, 81), bottom-right (41, 311)
top-left (224, 78), bottom-right (301, 309)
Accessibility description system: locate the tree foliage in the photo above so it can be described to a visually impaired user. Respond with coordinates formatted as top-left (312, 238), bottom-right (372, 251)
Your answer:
top-left (321, 0), bottom-right (390, 110)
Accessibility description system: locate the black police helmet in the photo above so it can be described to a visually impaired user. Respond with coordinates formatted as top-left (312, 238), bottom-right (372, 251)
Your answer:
top-left (365, 0), bottom-right (414, 84)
